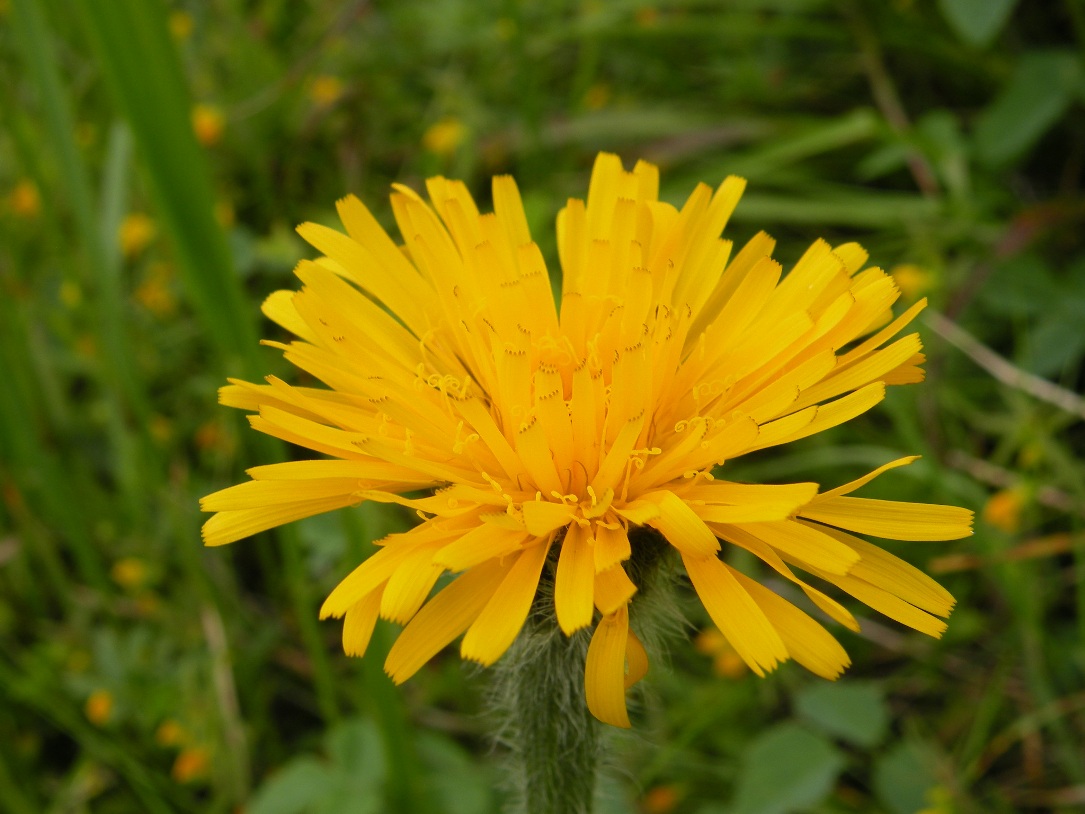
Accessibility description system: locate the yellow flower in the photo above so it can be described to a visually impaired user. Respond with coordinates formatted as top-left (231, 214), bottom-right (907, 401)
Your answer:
top-left (202, 153), bottom-right (973, 728)
top-left (422, 117), bottom-right (466, 156)
top-left (135, 262), bottom-right (178, 317)
top-left (309, 74), bottom-right (343, 108)
top-left (111, 557), bottom-right (148, 591)
top-left (172, 746), bottom-right (210, 783)
top-left (694, 627), bottom-right (748, 678)
top-left (889, 263), bottom-right (935, 300)
top-left (8, 180), bottom-right (40, 218)
top-left (983, 487), bottom-right (1025, 533)
top-left (169, 10), bottom-right (193, 41)
top-left (582, 83), bottom-right (611, 111)
top-left (155, 719), bottom-right (187, 747)
top-left (192, 104), bottom-right (225, 147)
top-left (85, 689), bottom-right (113, 726)
top-left (642, 784), bottom-right (680, 814)
top-left (118, 213), bottom-right (156, 258)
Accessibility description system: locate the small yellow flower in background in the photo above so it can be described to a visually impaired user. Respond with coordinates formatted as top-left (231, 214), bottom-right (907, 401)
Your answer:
top-left (172, 746), bottom-right (210, 783)
top-left (635, 6), bottom-right (660, 28)
top-left (983, 487), bottom-right (1026, 533)
top-left (695, 627), bottom-right (748, 678)
top-left (118, 213), bottom-right (156, 258)
top-left (889, 263), bottom-right (935, 301)
top-left (215, 199), bottom-right (235, 228)
top-left (195, 417), bottom-right (231, 453)
top-left (85, 690), bottom-right (113, 726)
top-left (111, 557), bottom-right (149, 591)
top-left (150, 414), bottom-right (174, 445)
top-left (642, 784), bottom-right (681, 814)
top-left (583, 83), bottom-right (611, 111)
top-left (155, 719), bottom-right (187, 747)
top-left (59, 280), bottom-right (82, 308)
top-left (917, 785), bottom-right (956, 814)
top-left (135, 262), bottom-right (178, 317)
top-left (202, 153), bottom-right (972, 728)
top-left (74, 334), bottom-right (98, 361)
top-left (422, 117), bottom-right (466, 156)
top-left (169, 10), bottom-right (193, 41)
top-left (192, 104), bottom-right (225, 147)
top-left (8, 180), bottom-right (40, 218)
top-left (134, 593), bottom-right (161, 616)
top-left (494, 16), bottom-right (516, 41)
top-left (309, 74), bottom-right (343, 108)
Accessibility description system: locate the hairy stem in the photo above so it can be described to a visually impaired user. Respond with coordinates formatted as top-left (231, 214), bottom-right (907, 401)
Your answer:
top-left (491, 601), bottom-right (599, 814)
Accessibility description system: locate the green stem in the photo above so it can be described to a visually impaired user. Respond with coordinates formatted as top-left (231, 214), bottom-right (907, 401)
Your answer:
top-left (492, 600), bottom-right (599, 814)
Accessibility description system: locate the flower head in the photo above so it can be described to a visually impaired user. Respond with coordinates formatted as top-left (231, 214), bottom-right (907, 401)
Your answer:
top-left (201, 153), bottom-right (972, 727)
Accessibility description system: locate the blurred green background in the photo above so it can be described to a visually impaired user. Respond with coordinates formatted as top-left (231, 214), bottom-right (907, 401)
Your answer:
top-left (2, 0), bottom-right (1084, 811)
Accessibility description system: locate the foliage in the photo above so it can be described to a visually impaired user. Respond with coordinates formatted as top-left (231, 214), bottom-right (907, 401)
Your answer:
top-left (1, 0), bottom-right (1083, 811)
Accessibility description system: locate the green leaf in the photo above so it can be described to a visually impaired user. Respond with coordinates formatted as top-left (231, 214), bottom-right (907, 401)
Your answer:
top-left (938, 0), bottom-right (1018, 47)
top-left (246, 719), bottom-right (387, 814)
top-left (974, 51), bottom-right (1081, 166)
top-left (980, 254), bottom-right (1059, 318)
top-left (732, 723), bottom-right (845, 814)
top-left (76, 0), bottom-right (262, 376)
top-left (418, 733), bottom-right (494, 814)
top-left (794, 681), bottom-right (889, 748)
top-left (245, 758), bottom-right (336, 814)
top-left (873, 739), bottom-right (940, 814)
top-left (324, 718), bottom-right (386, 787)
top-left (1022, 313), bottom-right (1085, 377)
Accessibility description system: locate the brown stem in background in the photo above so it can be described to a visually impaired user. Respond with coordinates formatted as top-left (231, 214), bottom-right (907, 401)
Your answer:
top-left (841, 1), bottom-right (941, 198)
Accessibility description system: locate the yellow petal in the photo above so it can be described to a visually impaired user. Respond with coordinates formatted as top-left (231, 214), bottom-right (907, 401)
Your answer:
top-left (321, 525), bottom-right (457, 618)
top-left (682, 553), bottom-right (787, 676)
top-left (591, 413), bottom-right (646, 495)
top-left (202, 495), bottom-right (359, 547)
top-left (801, 498), bottom-right (974, 541)
top-left (384, 559), bottom-right (511, 684)
top-left (614, 500), bottom-right (661, 526)
top-left (815, 457), bottom-right (919, 500)
top-left (200, 477), bottom-right (362, 511)
top-left (750, 383), bottom-right (886, 452)
top-left (461, 538), bottom-right (552, 665)
top-left (816, 526), bottom-right (956, 616)
top-left (433, 524), bottom-right (530, 572)
top-left (585, 607), bottom-right (632, 728)
top-left (728, 520), bottom-right (860, 574)
top-left (379, 547), bottom-right (445, 624)
top-left (642, 490), bottom-right (720, 557)
top-left (594, 564), bottom-right (637, 616)
top-left (693, 502), bottom-right (806, 524)
top-left (342, 590), bottom-right (382, 657)
top-left (515, 416), bottom-right (564, 496)
top-left (812, 569), bottom-right (948, 638)
top-left (492, 174), bottom-right (531, 248)
top-left (555, 523), bottom-right (595, 634)
top-left (594, 523), bottom-right (631, 572)
top-left (521, 500), bottom-right (576, 536)
top-left (711, 522), bottom-right (860, 632)
top-left (262, 289), bottom-right (319, 343)
top-left (791, 333), bottom-right (923, 412)
top-left (246, 459), bottom-right (428, 483)
top-left (728, 569), bottom-right (850, 680)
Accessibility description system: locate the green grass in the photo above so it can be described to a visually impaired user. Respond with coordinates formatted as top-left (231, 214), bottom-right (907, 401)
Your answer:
top-left (1, 0), bottom-right (1084, 811)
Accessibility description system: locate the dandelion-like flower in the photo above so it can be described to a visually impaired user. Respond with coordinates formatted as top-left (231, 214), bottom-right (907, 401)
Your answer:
top-left (201, 153), bottom-right (972, 727)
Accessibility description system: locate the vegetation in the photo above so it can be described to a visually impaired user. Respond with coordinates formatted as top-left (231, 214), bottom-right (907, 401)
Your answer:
top-left (1, 0), bottom-right (1083, 811)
